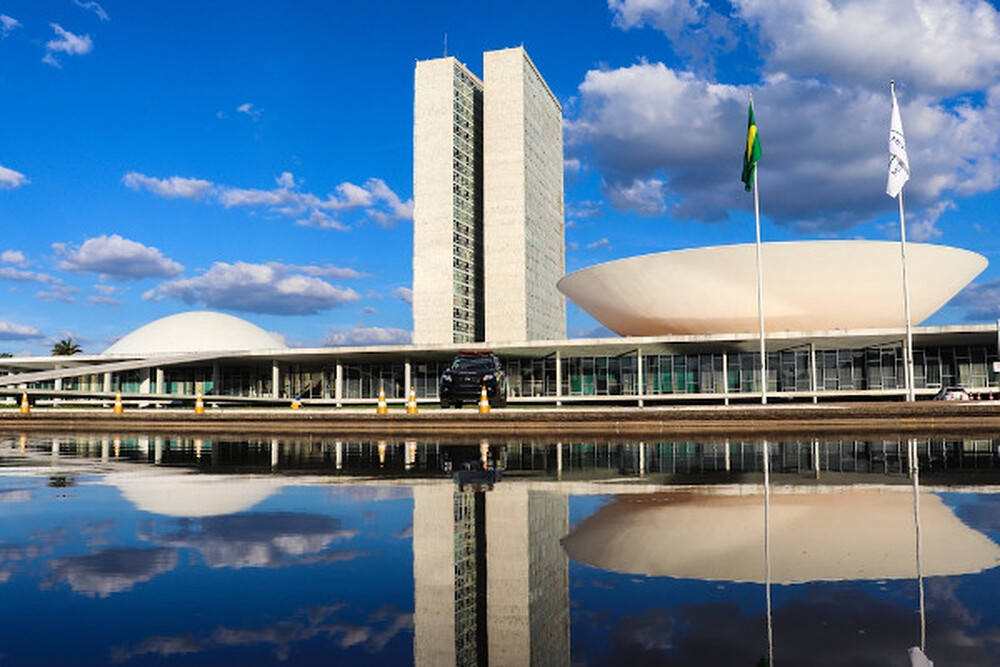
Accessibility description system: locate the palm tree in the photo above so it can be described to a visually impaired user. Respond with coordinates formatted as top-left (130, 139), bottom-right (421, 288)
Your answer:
top-left (51, 338), bottom-right (82, 356)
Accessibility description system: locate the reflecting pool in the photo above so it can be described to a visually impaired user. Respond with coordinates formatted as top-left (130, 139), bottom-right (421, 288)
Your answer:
top-left (2, 434), bottom-right (1000, 665)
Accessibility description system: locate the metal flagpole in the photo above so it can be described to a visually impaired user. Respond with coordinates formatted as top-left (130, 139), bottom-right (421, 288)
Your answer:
top-left (898, 189), bottom-right (916, 402)
top-left (754, 165), bottom-right (767, 404)
top-left (889, 80), bottom-right (915, 402)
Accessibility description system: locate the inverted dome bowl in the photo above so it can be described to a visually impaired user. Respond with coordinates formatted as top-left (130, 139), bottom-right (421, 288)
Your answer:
top-left (557, 241), bottom-right (987, 336)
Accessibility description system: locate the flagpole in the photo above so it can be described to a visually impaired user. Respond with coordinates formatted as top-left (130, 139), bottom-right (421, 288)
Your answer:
top-left (890, 80), bottom-right (916, 403)
top-left (754, 167), bottom-right (767, 405)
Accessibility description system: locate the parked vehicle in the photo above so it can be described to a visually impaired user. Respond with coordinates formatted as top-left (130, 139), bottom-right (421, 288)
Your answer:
top-left (933, 386), bottom-right (971, 401)
top-left (439, 351), bottom-right (507, 408)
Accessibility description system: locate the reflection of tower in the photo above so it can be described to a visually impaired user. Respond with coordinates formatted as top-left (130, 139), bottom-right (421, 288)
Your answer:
top-left (412, 482), bottom-right (569, 666)
top-left (487, 486), bottom-right (569, 667)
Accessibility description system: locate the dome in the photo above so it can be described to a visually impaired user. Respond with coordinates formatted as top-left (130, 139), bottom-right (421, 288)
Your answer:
top-left (103, 311), bottom-right (286, 356)
top-left (557, 241), bottom-right (987, 336)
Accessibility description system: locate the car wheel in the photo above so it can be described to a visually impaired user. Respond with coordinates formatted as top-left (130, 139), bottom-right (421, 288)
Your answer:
top-left (454, 401), bottom-right (462, 409)
top-left (491, 396), bottom-right (507, 409)
top-left (440, 400), bottom-right (449, 409)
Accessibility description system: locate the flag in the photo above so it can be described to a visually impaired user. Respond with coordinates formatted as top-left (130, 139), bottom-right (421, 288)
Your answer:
top-left (887, 85), bottom-right (910, 197)
top-left (742, 100), bottom-right (762, 192)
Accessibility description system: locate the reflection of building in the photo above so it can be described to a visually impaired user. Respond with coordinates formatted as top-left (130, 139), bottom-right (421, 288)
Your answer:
top-left (413, 483), bottom-right (569, 666)
top-left (413, 46), bottom-right (565, 345)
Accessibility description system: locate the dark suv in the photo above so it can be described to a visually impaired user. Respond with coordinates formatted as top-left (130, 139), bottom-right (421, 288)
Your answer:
top-left (439, 351), bottom-right (507, 408)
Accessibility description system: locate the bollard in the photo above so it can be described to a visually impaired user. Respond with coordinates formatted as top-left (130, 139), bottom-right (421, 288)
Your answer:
top-left (19, 391), bottom-right (30, 415)
top-left (291, 396), bottom-right (301, 410)
top-left (113, 391), bottom-right (124, 414)
top-left (478, 386), bottom-right (490, 414)
top-left (194, 392), bottom-right (205, 415)
top-left (377, 386), bottom-right (388, 415)
top-left (406, 386), bottom-right (418, 414)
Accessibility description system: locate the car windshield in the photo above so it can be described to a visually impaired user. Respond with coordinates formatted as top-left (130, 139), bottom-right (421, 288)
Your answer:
top-left (450, 356), bottom-right (495, 371)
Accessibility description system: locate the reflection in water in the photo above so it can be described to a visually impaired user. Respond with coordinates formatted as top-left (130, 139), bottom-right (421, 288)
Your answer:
top-left (1, 434), bottom-right (1000, 664)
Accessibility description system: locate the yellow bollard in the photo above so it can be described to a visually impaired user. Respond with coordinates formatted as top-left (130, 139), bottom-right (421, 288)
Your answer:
top-left (406, 386), bottom-right (418, 414)
top-left (19, 391), bottom-right (30, 415)
top-left (194, 391), bottom-right (205, 415)
top-left (377, 386), bottom-right (388, 415)
top-left (291, 396), bottom-right (301, 410)
top-left (478, 385), bottom-right (490, 414)
top-left (113, 391), bottom-right (124, 414)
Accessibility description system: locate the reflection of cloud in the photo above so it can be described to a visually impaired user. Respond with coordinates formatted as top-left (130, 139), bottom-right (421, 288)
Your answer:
top-left (47, 547), bottom-right (177, 598)
top-left (111, 604), bottom-right (412, 663)
top-left (148, 513), bottom-right (359, 569)
top-left (0, 489), bottom-right (31, 503)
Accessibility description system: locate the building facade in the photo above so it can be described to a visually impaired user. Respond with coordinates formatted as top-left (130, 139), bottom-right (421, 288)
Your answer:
top-left (413, 47), bottom-right (565, 346)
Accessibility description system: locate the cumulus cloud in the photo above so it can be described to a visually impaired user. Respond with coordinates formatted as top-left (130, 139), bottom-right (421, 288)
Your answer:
top-left (0, 164), bottom-right (28, 189)
top-left (143, 262), bottom-right (361, 315)
top-left (54, 234), bottom-right (184, 280)
top-left (43, 24), bottom-right (93, 68)
top-left (586, 237), bottom-right (613, 250)
top-left (391, 287), bottom-right (413, 303)
top-left (122, 172), bottom-right (214, 199)
top-left (126, 171), bottom-right (412, 230)
top-left (1, 250), bottom-right (27, 266)
top-left (568, 0), bottom-right (1000, 233)
top-left (47, 548), bottom-right (176, 598)
top-left (0, 321), bottom-right (43, 340)
top-left (609, 0), bottom-right (738, 68)
top-left (953, 279), bottom-right (1000, 322)
top-left (323, 327), bottom-right (412, 346)
top-left (36, 285), bottom-right (80, 303)
top-left (0, 14), bottom-right (21, 38)
top-left (73, 0), bottom-right (109, 21)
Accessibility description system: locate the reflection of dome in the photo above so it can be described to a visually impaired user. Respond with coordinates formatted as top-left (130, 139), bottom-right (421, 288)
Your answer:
top-left (561, 488), bottom-right (1000, 583)
top-left (557, 241), bottom-right (987, 336)
top-left (105, 471), bottom-right (284, 517)
top-left (103, 311), bottom-right (286, 355)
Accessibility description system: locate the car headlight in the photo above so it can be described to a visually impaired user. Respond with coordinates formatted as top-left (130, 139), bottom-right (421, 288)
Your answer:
top-left (482, 374), bottom-right (494, 382)
top-left (441, 374), bottom-right (453, 383)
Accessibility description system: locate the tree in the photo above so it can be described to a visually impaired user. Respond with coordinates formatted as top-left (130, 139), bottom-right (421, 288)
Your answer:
top-left (51, 338), bottom-right (82, 356)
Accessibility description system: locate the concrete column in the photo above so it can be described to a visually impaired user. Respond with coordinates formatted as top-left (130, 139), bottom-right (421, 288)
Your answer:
top-left (404, 360), bottom-right (412, 395)
top-left (155, 368), bottom-right (164, 394)
top-left (103, 372), bottom-right (112, 393)
top-left (555, 350), bottom-right (562, 407)
top-left (810, 342), bottom-right (818, 403)
top-left (722, 351), bottom-right (730, 406)
top-left (335, 362), bottom-right (343, 407)
top-left (272, 361), bottom-right (280, 399)
top-left (637, 348), bottom-right (644, 408)
top-left (212, 361), bottom-right (220, 394)
top-left (139, 367), bottom-right (151, 394)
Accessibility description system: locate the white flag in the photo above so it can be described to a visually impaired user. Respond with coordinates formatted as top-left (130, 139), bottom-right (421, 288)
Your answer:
top-left (887, 85), bottom-right (910, 197)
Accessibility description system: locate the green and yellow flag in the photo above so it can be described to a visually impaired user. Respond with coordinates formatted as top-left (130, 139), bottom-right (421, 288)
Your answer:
top-left (741, 100), bottom-right (762, 192)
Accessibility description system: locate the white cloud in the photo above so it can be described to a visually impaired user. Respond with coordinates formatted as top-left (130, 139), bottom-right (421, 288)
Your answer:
top-left (738, 0), bottom-right (1000, 97)
top-left (391, 287), bottom-right (413, 303)
top-left (609, 0), bottom-right (737, 67)
top-left (0, 321), bottom-right (43, 340)
top-left (604, 176), bottom-right (668, 216)
top-left (586, 237), bottom-right (613, 250)
top-left (881, 199), bottom-right (955, 242)
top-left (128, 171), bottom-right (413, 230)
top-left (0, 14), bottom-right (21, 38)
top-left (0, 165), bottom-right (28, 189)
top-left (36, 285), bottom-right (79, 303)
top-left (272, 262), bottom-right (364, 279)
top-left (323, 327), bottom-right (412, 346)
top-left (89, 295), bottom-right (120, 306)
top-left (236, 102), bottom-right (262, 119)
top-left (0, 267), bottom-right (59, 285)
top-left (1, 250), bottom-right (27, 266)
top-left (54, 234), bottom-right (184, 280)
top-left (43, 24), bottom-right (93, 68)
top-left (73, 0), bottom-right (109, 21)
top-left (143, 262), bottom-right (361, 315)
top-left (953, 278), bottom-right (1000, 322)
top-left (123, 172), bottom-right (214, 199)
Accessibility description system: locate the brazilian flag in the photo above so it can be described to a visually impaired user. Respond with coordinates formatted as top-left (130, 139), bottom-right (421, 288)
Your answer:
top-left (741, 100), bottom-right (762, 192)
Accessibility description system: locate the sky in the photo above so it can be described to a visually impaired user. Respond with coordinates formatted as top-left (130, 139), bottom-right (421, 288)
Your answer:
top-left (2, 0), bottom-right (1000, 355)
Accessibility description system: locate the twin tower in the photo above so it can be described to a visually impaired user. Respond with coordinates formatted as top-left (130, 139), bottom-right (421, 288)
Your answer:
top-left (413, 47), bottom-right (566, 345)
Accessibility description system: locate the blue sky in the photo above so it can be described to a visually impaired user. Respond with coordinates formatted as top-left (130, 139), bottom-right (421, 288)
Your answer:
top-left (2, 0), bottom-right (1000, 354)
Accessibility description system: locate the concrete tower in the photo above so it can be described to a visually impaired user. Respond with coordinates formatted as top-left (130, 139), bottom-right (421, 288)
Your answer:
top-left (413, 47), bottom-right (565, 346)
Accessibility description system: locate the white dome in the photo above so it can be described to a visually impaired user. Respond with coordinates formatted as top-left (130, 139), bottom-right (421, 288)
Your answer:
top-left (103, 311), bottom-right (286, 356)
top-left (557, 241), bottom-right (987, 336)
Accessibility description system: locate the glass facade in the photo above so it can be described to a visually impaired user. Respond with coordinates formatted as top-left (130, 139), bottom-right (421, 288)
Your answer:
top-left (451, 66), bottom-right (484, 344)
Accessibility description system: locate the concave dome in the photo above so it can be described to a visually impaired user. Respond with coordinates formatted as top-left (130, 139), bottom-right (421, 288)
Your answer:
top-left (103, 311), bottom-right (286, 356)
top-left (557, 241), bottom-right (987, 336)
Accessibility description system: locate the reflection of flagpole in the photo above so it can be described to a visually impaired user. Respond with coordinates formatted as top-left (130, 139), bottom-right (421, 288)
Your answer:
top-left (763, 439), bottom-right (774, 666)
top-left (907, 438), bottom-right (933, 667)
